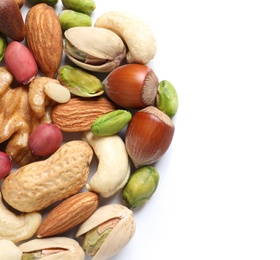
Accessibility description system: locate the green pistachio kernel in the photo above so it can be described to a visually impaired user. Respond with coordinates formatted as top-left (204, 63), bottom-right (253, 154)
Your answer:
top-left (22, 250), bottom-right (43, 259)
top-left (57, 65), bottom-right (103, 97)
top-left (156, 80), bottom-right (179, 117)
top-left (122, 166), bottom-right (160, 209)
top-left (58, 10), bottom-right (92, 31)
top-left (82, 218), bottom-right (119, 257)
top-left (91, 109), bottom-right (132, 136)
top-left (27, 0), bottom-right (58, 6)
top-left (61, 0), bottom-right (96, 15)
top-left (0, 33), bottom-right (7, 61)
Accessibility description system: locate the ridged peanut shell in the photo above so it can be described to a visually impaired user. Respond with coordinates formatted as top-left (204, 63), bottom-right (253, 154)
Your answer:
top-left (1, 140), bottom-right (93, 212)
top-left (25, 3), bottom-right (63, 78)
top-left (52, 96), bottom-right (118, 132)
top-left (37, 192), bottom-right (99, 238)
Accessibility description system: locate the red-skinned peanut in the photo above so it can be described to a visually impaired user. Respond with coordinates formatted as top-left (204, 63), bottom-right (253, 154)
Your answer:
top-left (4, 41), bottom-right (38, 84)
top-left (0, 151), bottom-right (12, 180)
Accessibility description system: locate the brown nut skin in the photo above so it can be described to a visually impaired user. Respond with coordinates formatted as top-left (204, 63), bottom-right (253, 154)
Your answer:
top-left (125, 106), bottom-right (175, 168)
top-left (102, 64), bottom-right (159, 109)
top-left (0, 0), bottom-right (26, 41)
top-left (1, 140), bottom-right (93, 212)
top-left (36, 191), bottom-right (99, 238)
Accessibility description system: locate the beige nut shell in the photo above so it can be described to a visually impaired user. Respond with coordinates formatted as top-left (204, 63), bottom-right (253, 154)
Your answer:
top-left (1, 140), bottom-right (93, 212)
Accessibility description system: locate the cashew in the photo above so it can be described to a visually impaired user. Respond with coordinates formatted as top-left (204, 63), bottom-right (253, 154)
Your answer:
top-left (0, 239), bottom-right (22, 260)
top-left (0, 192), bottom-right (42, 243)
top-left (94, 11), bottom-right (157, 64)
top-left (83, 131), bottom-right (130, 198)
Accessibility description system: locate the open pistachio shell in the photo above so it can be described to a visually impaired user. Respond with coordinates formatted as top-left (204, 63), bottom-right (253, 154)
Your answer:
top-left (64, 27), bottom-right (126, 72)
top-left (18, 237), bottom-right (85, 260)
top-left (76, 204), bottom-right (136, 259)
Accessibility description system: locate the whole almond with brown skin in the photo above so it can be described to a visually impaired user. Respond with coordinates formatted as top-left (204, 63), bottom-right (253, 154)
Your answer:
top-left (52, 96), bottom-right (118, 132)
top-left (36, 191), bottom-right (99, 238)
top-left (25, 3), bottom-right (63, 78)
top-left (0, 0), bottom-right (25, 41)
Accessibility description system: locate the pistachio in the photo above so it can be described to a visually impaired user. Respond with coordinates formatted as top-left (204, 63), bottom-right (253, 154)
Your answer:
top-left (57, 65), bottom-right (104, 97)
top-left (19, 237), bottom-right (85, 260)
top-left (122, 166), bottom-right (160, 209)
top-left (91, 109), bottom-right (132, 136)
top-left (156, 80), bottom-right (179, 117)
top-left (58, 10), bottom-right (92, 31)
top-left (62, 0), bottom-right (96, 15)
top-left (27, 0), bottom-right (58, 6)
top-left (0, 33), bottom-right (7, 61)
top-left (64, 27), bottom-right (126, 72)
top-left (76, 204), bottom-right (136, 259)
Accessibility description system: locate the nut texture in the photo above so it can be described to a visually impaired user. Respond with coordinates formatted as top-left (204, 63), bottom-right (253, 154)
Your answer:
top-left (25, 3), bottom-right (63, 78)
top-left (37, 191), bottom-right (99, 238)
top-left (52, 96), bottom-right (118, 132)
top-left (1, 140), bottom-right (93, 212)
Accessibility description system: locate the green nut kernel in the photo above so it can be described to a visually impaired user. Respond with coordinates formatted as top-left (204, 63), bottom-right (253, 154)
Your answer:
top-left (156, 80), bottom-right (179, 117)
top-left (0, 33), bottom-right (7, 61)
top-left (27, 0), bottom-right (58, 6)
top-left (58, 10), bottom-right (92, 31)
top-left (61, 0), bottom-right (96, 15)
top-left (57, 65), bottom-right (103, 97)
top-left (91, 110), bottom-right (132, 136)
top-left (122, 166), bottom-right (160, 209)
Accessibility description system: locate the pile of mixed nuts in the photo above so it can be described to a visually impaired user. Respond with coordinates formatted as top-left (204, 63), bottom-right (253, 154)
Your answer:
top-left (0, 0), bottom-right (178, 259)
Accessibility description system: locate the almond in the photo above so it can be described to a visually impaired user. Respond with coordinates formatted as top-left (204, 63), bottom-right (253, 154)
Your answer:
top-left (0, 0), bottom-right (25, 41)
top-left (36, 191), bottom-right (99, 238)
top-left (52, 96), bottom-right (118, 132)
top-left (25, 3), bottom-right (63, 78)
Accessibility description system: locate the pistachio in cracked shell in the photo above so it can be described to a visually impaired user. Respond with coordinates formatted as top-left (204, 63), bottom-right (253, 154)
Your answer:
top-left (57, 65), bottom-right (103, 97)
top-left (64, 27), bottom-right (126, 72)
top-left (76, 204), bottom-right (136, 259)
top-left (19, 237), bottom-right (85, 260)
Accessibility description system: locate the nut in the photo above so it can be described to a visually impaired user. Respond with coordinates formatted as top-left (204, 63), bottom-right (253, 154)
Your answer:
top-left (76, 204), bottom-right (136, 259)
top-left (0, 191), bottom-right (42, 243)
top-left (94, 11), bottom-right (157, 64)
top-left (122, 166), bottom-right (160, 209)
top-left (52, 96), bottom-right (118, 132)
top-left (62, 0), bottom-right (96, 15)
top-left (0, 240), bottom-right (22, 260)
top-left (27, 0), bottom-right (58, 6)
top-left (64, 27), bottom-right (126, 72)
top-left (0, 151), bottom-right (12, 180)
top-left (57, 65), bottom-right (104, 97)
top-left (83, 131), bottom-right (131, 198)
top-left (36, 191), bottom-right (99, 238)
top-left (44, 81), bottom-right (71, 103)
top-left (4, 41), bottom-right (38, 85)
top-left (0, 0), bottom-right (26, 41)
top-left (102, 64), bottom-right (159, 109)
top-left (125, 106), bottom-right (175, 168)
top-left (0, 68), bottom-right (53, 166)
top-left (28, 123), bottom-right (63, 157)
top-left (90, 109), bottom-right (132, 136)
top-left (0, 33), bottom-right (7, 61)
top-left (19, 237), bottom-right (85, 260)
top-left (156, 80), bottom-right (179, 117)
top-left (1, 140), bottom-right (93, 212)
top-left (25, 3), bottom-right (63, 78)
top-left (58, 10), bottom-right (92, 31)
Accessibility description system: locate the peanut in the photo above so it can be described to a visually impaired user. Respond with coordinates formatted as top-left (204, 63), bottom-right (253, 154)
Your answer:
top-left (1, 140), bottom-right (93, 212)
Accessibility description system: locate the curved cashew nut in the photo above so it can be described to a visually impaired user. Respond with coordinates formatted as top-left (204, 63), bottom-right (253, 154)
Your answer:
top-left (83, 131), bottom-right (130, 198)
top-left (94, 11), bottom-right (157, 64)
top-left (0, 192), bottom-right (42, 243)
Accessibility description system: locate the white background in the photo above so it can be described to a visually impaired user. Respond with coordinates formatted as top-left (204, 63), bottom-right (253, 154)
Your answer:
top-left (13, 0), bottom-right (280, 259)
